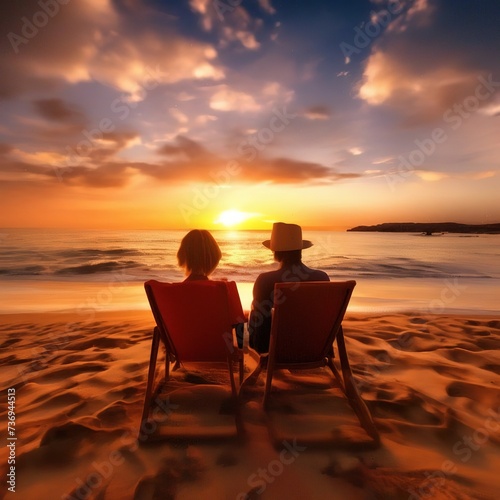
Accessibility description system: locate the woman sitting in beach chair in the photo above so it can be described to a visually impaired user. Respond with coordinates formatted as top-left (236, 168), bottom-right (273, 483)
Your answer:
top-left (176, 229), bottom-right (245, 347)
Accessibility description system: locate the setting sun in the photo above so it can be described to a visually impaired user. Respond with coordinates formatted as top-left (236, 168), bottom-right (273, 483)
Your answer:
top-left (214, 209), bottom-right (256, 227)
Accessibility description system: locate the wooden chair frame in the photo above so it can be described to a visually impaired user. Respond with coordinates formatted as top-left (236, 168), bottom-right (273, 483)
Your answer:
top-left (240, 281), bottom-right (379, 445)
top-left (141, 280), bottom-right (245, 438)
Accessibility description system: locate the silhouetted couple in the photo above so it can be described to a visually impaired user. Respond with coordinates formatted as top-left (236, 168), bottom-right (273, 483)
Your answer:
top-left (177, 222), bottom-right (329, 354)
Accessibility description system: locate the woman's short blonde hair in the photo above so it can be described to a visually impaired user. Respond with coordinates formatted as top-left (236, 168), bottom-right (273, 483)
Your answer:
top-left (177, 229), bottom-right (222, 276)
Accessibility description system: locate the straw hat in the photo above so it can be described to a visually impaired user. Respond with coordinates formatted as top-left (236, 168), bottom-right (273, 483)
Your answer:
top-left (262, 222), bottom-right (313, 251)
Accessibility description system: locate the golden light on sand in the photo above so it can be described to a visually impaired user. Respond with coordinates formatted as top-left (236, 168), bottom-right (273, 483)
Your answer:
top-left (214, 209), bottom-right (255, 227)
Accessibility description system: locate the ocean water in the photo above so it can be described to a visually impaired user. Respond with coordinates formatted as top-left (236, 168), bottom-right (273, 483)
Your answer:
top-left (0, 229), bottom-right (499, 314)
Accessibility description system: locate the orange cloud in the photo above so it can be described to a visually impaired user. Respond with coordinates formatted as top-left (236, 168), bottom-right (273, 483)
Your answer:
top-left (1, 0), bottom-right (224, 101)
top-left (0, 134), bottom-right (362, 189)
top-left (357, 50), bottom-right (483, 125)
top-left (209, 87), bottom-right (261, 112)
top-left (189, 0), bottom-right (263, 50)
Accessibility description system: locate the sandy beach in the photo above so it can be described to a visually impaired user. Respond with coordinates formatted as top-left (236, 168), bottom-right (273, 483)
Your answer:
top-left (1, 310), bottom-right (499, 499)
top-left (2, 0), bottom-right (500, 496)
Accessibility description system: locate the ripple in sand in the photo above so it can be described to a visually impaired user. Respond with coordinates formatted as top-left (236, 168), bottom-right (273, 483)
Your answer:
top-left (0, 354), bottom-right (24, 365)
top-left (453, 341), bottom-right (482, 352)
top-left (65, 337), bottom-right (133, 350)
top-left (482, 363), bottom-right (500, 375)
top-left (370, 384), bottom-right (444, 426)
top-left (32, 391), bottom-right (82, 406)
top-left (446, 381), bottom-right (499, 407)
top-left (474, 330), bottom-right (492, 336)
top-left (475, 338), bottom-right (500, 350)
top-left (366, 349), bottom-right (393, 363)
top-left (347, 334), bottom-right (379, 346)
top-left (466, 320), bottom-right (481, 326)
top-left (430, 363), bottom-right (471, 381)
top-left (60, 352), bottom-right (115, 365)
top-left (409, 317), bottom-right (428, 324)
top-left (373, 399), bottom-right (443, 425)
top-left (0, 338), bottom-right (23, 348)
top-left (110, 386), bottom-right (140, 400)
top-left (442, 348), bottom-right (485, 365)
top-left (5, 389), bottom-right (85, 425)
top-left (40, 422), bottom-right (100, 446)
top-left (386, 333), bottom-right (415, 351)
top-left (121, 362), bottom-right (143, 372)
top-left (40, 421), bottom-right (123, 448)
top-left (97, 400), bottom-right (130, 425)
top-left (34, 362), bottom-right (108, 383)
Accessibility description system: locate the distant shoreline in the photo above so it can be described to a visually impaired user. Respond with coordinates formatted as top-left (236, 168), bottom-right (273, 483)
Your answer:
top-left (347, 222), bottom-right (500, 234)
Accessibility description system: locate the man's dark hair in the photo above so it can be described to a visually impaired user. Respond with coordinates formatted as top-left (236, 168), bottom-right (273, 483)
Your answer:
top-left (274, 249), bottom-right (302, 265)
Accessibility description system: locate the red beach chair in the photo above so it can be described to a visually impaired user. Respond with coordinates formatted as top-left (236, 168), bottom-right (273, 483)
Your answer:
top-left (241, 281), bottom-right (380, 445)
top-left (141, 279), bottom-right (245, 438)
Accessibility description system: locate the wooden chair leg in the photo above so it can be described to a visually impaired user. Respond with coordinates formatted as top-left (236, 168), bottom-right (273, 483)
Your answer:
top-left (336, 327), bottom-right (360, 399)
top-left (165, 351), bottom-right (170, 381)
top-left (140, 327), bottom-right (160, 431)
top-left (326, 357), bottom-right (345, 393)
top-left (263, 360), bottom-right (275, 410)
top-left (227, 356), bottom-right (238, 398)
top-left (225, 355), bottom-right (247, 439)
top-left (238, 354), bottom-right (244, 384)
top-left (336, 327), bottom-right (380, 443)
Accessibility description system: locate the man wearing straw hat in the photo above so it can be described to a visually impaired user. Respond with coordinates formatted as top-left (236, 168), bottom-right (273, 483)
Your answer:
top-left (248, 222), bottom-right (329, 353)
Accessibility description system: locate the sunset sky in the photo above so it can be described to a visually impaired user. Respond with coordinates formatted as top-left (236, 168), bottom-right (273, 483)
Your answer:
top-left (1, 0), bottom-right (499, 230)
